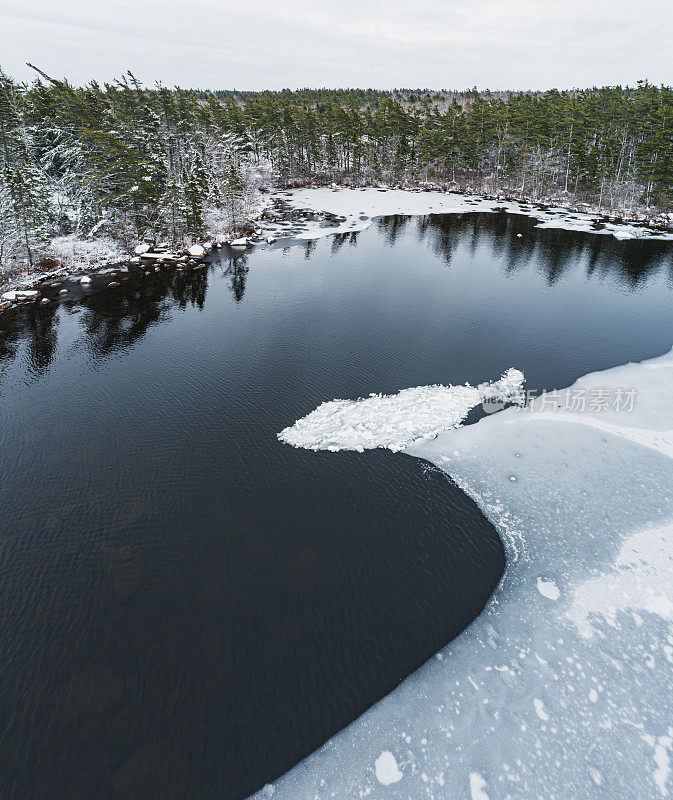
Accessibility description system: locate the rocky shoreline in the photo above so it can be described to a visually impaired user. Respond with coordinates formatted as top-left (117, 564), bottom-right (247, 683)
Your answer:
top-left (0, 194), bottom-right (351, 314)
top-left (2, 186), bottom-right (672, 316)
top-left (284, 179), bottom-right (673, 232)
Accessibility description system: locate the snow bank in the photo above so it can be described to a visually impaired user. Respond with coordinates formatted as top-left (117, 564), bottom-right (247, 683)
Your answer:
top-left (2, 289), bottom-right (38, 301)
top-left (48, 234), bottom-right (125, 269)
top-left (279, 188), bottom-right (673, 242)
top-left (278, 368), bottom-right (524, 452)
top-left (259, 347), bottom-right (673, 800)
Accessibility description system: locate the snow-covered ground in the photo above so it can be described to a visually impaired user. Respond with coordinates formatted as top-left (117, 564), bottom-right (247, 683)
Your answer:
top-left (264, 348), bottom-right (673, 799)
top-left (3, 186), bottom-right (669, 300)
top-left (1, 235), bottom-right (127, 294)
top-left (272, 187), bottom-right (673, 242)
top-left (48, 234), bottom-right (126, 271)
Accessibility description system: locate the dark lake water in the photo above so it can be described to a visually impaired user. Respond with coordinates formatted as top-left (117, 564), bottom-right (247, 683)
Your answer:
top-left (1, 211), bottom-right (672, 800)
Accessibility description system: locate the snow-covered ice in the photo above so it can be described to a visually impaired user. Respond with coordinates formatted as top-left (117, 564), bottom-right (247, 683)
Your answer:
top-left (375, 751), bottom-right (403, 785)
top-left (470, 771), bottom-right (490, 800)
top-left (536, 577), bottom-right (560, 601)
top-left (259, 346), bottom-right (673, 799)
top-left (568, 522), bottom-right (673, 639)
top-left (278, 187), bottom-right (673, 242)
top-left (278, 368), bottom-right (524, 452)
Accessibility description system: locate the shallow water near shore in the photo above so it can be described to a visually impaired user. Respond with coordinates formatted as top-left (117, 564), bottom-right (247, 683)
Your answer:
top-left (1, 211), bottom-right (673, 799)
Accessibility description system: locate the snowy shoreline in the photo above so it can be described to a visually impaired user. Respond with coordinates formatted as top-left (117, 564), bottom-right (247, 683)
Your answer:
top-left (264, 347), bottom-right (673, 800)
top-left (276, 186), bottom-right (673, 243)
top-left (2, 186), bottom-right (673, 313)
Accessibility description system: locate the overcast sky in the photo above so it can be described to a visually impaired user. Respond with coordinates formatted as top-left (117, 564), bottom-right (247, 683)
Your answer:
top-left (1, 0), bottom-right (671, 91)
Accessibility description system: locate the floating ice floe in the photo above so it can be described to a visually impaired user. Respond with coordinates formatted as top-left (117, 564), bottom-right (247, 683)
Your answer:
top-left (278, 368), bottom-right (524, 452)
top-left (259, 347), bottom-right (673, 800)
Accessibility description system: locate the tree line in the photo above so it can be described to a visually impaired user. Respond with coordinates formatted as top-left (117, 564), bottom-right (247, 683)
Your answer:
top-left (218, 83), bottom-right (672, 209)
top-left (0, 68), bottom-right (264, 273)
top-left (0, 69), bottom-right (672, 276)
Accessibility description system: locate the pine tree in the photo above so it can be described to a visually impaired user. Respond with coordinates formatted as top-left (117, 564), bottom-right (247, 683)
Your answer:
top-left (0, 69), bottom-right (50, 266)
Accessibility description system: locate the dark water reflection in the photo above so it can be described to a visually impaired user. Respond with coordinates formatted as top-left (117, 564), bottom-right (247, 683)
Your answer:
top-left (1, 212), bottom-right (672, 800)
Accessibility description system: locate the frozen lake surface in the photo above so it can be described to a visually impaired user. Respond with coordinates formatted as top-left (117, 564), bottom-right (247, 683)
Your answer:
top-left (276, 346), bottom-right (673, 800)
top-left (1, 210), bottom-right (672, 799)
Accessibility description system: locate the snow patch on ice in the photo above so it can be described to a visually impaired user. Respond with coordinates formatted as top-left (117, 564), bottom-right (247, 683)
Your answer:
top-left (278, 368), bottom-right (524, 452)
top-left (568, 523), bottom-right (673, 638)
top-left (469, 771), bottom-right (489, 800)
top-left (533, 698), bottom-right (549, 721)
top-left (537, 577), bottom-right (560, 600)
top-left (375, 751), bottom-right (403, 785)
top-left (283, 188), bottom-right (673, 243)
top-left (654, 737), bottom-right (671, 796)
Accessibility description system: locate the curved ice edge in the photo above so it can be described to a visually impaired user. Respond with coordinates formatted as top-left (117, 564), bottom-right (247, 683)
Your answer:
top-left (258, 346), bottom-right (673, 800)
top-left (277, 368), bottom-right (525, 452)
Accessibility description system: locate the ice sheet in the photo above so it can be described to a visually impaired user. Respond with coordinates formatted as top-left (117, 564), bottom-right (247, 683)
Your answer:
top-left (258, 347), bottom-right (673, 799)
top-left (280, 188), bottom-right (673, 242)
